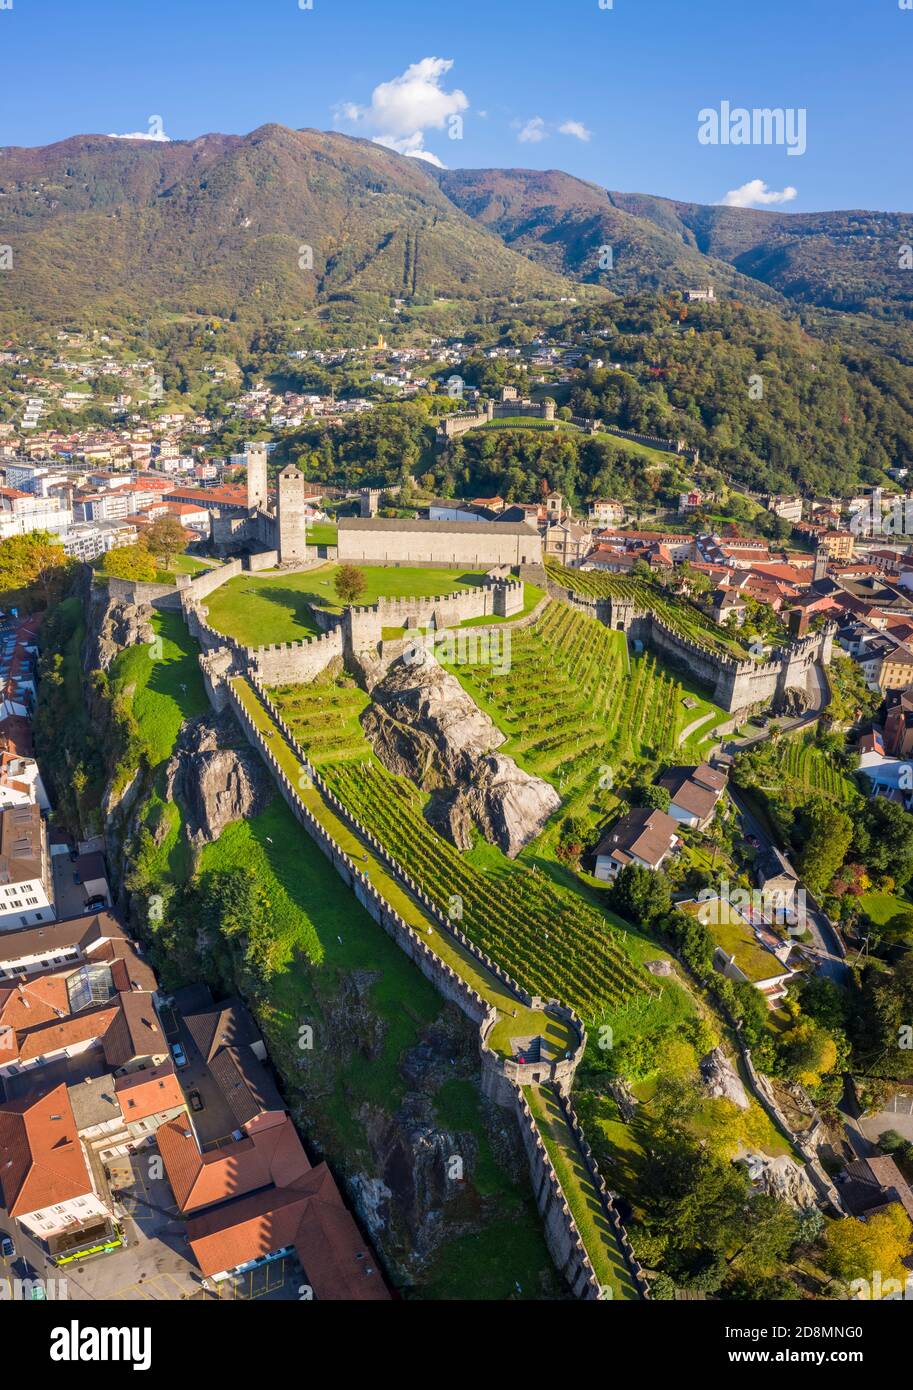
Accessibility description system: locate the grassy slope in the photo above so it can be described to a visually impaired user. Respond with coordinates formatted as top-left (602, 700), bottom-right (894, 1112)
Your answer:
top-left (121, 612), bottom-right (558, 1298)
top-left (524, 1083), bottom-right (639, 1300)
top-left (204, 563), bottom-right (541, 646)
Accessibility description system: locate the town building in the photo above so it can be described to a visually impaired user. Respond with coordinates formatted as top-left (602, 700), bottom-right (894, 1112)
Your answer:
top-left (0, 1084), bottom-right (115, 1250)
top-left (0, 803), bottom-right (54, 931)
top-left (593, 807), bottom-right (680, 882)
top-left (680, 898), bottom-right (795, 1006)
top-left (658, 763), bottom-right (728, 830)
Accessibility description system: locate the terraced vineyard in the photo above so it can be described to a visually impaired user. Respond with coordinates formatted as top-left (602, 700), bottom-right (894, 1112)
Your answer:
top-left (270, 673), bottom-right (372, 765)
top-left (325, 761), bottom-right (648, 1020)
top-left (768, 732), bottom-right (858, 803)
top-left (445, 600), bottom-right (726, 798)
top-left (545, 562), bottom-right (749, 660)
top-left (269, 674), bottom-right (651, 1021)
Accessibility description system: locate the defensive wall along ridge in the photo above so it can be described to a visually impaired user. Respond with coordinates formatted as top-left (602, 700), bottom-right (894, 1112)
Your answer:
top-left (185, 600), bottom-right (648, 1299)
top-left (226, 672), bottom-right (648, 1301)
top-left (180, 567), bottom-right (526, 685)
top-left (546, 580), bottom-right (834, 715)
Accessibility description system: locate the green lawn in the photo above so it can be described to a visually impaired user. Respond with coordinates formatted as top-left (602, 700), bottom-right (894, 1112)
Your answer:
top-left (203, 563), bottom-right (535, 647)
top-left (859, 890), bottom-right (913, 928)
top-left (299, 564), bottom-right (491, 613)
top-left (204, 573), bottom-right (325, 645)
top-left (524, 1083), bottom-right (640, 1300)
top-left (306, 522), bottom-right (338, 547)
top-left (109, 607), bottom-right (209, 773)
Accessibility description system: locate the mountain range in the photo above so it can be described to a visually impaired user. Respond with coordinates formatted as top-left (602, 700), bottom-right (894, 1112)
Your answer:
top-left (0, 124), bottom-right (910, 330)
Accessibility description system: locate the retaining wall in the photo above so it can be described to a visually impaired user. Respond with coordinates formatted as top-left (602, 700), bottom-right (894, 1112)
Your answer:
top-left (546, 580), bottom-right (834, 715)
top-left (514, 1089), bottom-right (605, 1299)
top-left (185, 609), bottom-right (646, 1297)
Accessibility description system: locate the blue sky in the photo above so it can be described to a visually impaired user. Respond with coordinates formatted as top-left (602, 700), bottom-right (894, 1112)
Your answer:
top-left (0, 0), bottom-right (910, 211)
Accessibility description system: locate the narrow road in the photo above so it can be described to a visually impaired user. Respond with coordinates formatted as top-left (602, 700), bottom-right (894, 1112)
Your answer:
top-left (678, 708), bottom-right (719, 747)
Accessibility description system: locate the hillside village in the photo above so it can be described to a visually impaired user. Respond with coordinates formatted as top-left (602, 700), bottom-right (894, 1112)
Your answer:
top-left (1, 138), bottom-right (913, 1320)
top-left (3, 362), bottom-right (913, 1307)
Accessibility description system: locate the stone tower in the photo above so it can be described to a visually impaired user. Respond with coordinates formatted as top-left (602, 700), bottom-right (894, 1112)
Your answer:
top-left (278, 464), bottom-right (308, 565)
top-left (246, 442), bottom-right (268, 513)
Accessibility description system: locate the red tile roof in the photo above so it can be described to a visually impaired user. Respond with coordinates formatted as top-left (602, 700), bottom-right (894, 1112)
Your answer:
top-left (186, 1163), bottom-right (390, 1298)
top-left (0, 1083), bottom-right (92, 1216)
top-left (157, 1110), bottom-right (310, 1213)
top-left (115, 1061), bottom-right (184, 1120)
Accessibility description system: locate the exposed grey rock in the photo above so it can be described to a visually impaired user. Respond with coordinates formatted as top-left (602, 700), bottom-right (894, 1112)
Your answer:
top-left (355, 1093), bottom-right (481, 1260)
top-left (164, 710), bottom-right (273, 845)
top-left (362, 650), bottom-right (559, 857)
top-left (738, 1150), bottom-right (819, 1210)
top-left (700, 1046), bottom-right (750, 1110)
top-left (87, 592), bottom-right (155, 673)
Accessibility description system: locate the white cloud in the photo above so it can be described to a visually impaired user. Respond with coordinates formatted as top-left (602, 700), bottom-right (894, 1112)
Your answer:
top-left (517, 117), bottom-right (548, 144)
top-left (559, 120), bottom-right (592, 143)
top-left (720, 179), bottom-right (798, 208)
top-left (334, 58), bottom-right (468, 168)
top-left (108, 118), bottom-right (171, 143)
top-left (373, 133), bottom-right (446, 168)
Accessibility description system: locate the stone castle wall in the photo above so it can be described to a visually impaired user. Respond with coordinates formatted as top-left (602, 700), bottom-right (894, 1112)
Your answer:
top-left (184, 578), bottom-right (523, 686)
top-left (210, 667), bottom-right (644, 1298)
top-left (338, 525), bottom-right (542, 568)
top-left (105, 558), bottom-right (244, 611)
top-left (547, 581), bottom-right (832, 715)
top-left (345, 582), bottom-right (523, 649)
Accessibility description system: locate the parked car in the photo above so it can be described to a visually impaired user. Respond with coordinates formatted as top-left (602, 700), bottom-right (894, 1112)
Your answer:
top-left (188, 1090), bottom-right (204, 1113)
top-left (1, 1235), bottom-right (15, 1260)
top-left (170, 1042), bottom-right (188, 1069)
top-left (85, 896), bottom-right (106, 912)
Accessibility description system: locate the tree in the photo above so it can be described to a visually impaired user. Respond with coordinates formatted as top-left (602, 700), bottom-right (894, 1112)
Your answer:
top-left (334, 564), bottom-right (367, 606)
top-left (0, 532), bottom-right (72, 610)
top-left (611, 863), bottom-right (672, 926)
top-left (145, 515), bottom-right (188, 572)
top-left (854, 799), bottom-right (913, 889)
top-left (797, 798), bottom-right (853, 897)
top-left (102, 545), bottom-right (158, 583)
top-left (630, 781), bottom-right (671, 813)
top-left (776, 1019), bottom-right (839, 1087)
top-left (822, 1206), bottom-right (911, 1284)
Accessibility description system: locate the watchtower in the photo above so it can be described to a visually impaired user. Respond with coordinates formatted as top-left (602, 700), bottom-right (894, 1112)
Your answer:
top-left (246, 442), bottom-right (268, 513)
top-left (278, 465), bottom-right (308, 565)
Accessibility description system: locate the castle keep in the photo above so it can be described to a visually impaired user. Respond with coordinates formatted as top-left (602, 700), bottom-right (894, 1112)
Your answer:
top-left (211, 443), bottom-right (544, 570)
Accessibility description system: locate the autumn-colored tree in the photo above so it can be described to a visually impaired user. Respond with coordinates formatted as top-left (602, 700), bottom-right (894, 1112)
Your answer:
top-left (103, 544), bottom-right (158, 583)
top-left (0, 532), bottom-right (72, 610)
top-left (334, 564), bottom-right (366, 606)
top-left (145, 515), bottom-right (188, 571)
top-left (822, 1206), bottom-right (911, 1284)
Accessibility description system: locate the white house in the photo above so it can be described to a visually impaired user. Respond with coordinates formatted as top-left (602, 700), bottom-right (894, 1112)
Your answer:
top-left (594, 807), bottom-right (680, 882)
top-left (0, 1084), bottom-right (113, 1244)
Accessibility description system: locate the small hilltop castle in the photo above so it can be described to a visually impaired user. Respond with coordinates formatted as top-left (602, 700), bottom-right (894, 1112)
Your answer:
top-left (211, 443), bottom-right (310, 566)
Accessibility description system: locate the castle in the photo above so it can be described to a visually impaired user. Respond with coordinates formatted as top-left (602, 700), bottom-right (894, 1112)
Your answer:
top-left (210, 442), bottom-right (311, 567)
top-left (211, 441), bottom-right (546, 571)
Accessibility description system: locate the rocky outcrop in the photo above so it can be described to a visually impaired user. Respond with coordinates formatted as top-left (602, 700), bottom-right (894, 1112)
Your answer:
top-left (700, 1046), bottom-right (750, 1110)
top-left (361, 650), bottom-right (560, 856)
top-left (738, 1151), bottom-right (819, 1210)
top-left (87, 589), bottom-right (156, 673)
top-left (164, 709), bottom-right (274, 846)
top-left (353, 1093), bottom-right (482, 1260)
